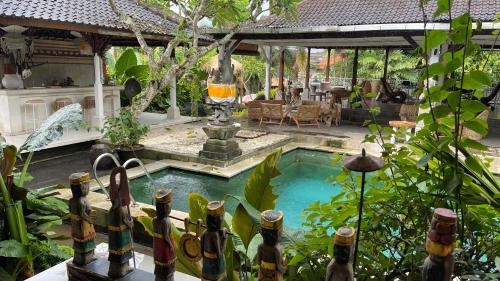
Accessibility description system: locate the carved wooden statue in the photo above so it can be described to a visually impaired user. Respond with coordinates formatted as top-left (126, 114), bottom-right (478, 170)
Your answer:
top-left (153, 189), bottom-right (176, 281)
top-left (69, 172), bottom-right (96, 266)
top-left (325, 227), bottom-right (355, 281)
top-left (254, 210), bottom-right (286, 281)
top-left (200, 201), bottom-right (228, 281)
top-left (422, 208), bottom-right (457, 281)
top-left (108, 167), bottom-right (134, 278)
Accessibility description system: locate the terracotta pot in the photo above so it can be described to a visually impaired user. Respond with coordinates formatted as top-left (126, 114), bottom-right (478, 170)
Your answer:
top-left (116, 144), bottom-right (144, 168)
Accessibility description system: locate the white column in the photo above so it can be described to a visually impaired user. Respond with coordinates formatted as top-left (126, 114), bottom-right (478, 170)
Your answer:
top-left (264, 46), bottom-right (271, 100)
top-left (167, 60), bottom-right (180, 119)
top-left (94, 53), bottom-right (105, 127)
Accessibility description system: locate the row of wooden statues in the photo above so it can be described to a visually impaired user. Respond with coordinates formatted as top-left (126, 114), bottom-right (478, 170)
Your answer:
top-left (67, 169), bottom-right (457, 281)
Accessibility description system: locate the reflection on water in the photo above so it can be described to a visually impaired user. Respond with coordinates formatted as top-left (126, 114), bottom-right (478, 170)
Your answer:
top-left (131, 149), bottom-right (343, 229)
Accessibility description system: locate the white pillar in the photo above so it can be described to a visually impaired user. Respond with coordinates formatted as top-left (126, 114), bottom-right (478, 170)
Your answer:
top-left (94, 53), bottom-right (105, 127)
top-left (167, 60), bottom-right (180, 119)
top-left (264, 46), bottom-right (271, 100)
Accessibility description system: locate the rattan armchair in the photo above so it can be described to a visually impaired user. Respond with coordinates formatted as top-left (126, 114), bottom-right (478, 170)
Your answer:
top-left (290, 104), bottom-right (321, 128)
top-left (259, 103), bottom-right (286, 127)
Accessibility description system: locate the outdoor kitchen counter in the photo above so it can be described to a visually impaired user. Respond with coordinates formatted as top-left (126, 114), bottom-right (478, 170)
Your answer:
top-left (0, 86), bottom-right (122, 135)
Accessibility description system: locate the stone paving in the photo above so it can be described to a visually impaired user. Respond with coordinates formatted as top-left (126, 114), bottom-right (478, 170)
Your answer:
top-left (141, 121), bottom-right (291, 158)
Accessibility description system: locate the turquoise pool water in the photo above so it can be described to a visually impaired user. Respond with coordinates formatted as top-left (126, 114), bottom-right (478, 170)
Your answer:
top-left (130, 149), bottom-right (343, 228)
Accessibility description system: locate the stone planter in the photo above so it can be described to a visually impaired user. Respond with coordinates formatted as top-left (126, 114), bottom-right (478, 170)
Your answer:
top-left (116, 144), bottom-right (145, 167)
top-left (89, 144), bottom-right (119, 170)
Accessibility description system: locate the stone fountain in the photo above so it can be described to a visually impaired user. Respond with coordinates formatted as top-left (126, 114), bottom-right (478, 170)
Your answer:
top-left (199, 103), bottom-right (242, 161)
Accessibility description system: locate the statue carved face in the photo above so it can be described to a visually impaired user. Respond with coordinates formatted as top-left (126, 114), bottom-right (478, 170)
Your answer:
top-left (206, 214), bottom-right (223, 231)
top-left (262, 229), bottom-right (280, 246)
top-left (156, 201), bottom-right (172, 219)
top-left (333, 244), bottom-right (351, 264)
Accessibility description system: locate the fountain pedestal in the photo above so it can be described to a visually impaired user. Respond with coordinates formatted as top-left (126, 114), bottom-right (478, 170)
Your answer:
top-left (199, 123), bottom-right (242, 161)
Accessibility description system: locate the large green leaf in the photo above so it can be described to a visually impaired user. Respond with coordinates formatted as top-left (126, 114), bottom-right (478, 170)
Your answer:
top-left (0, 239), bottom-right (28, 258)
top-left (125, 65), bottom-right (150, 83)
top-left (231, 149), bottom-right (282, 249)
top-left (1, 145), bottom-right (17, 180)
top-left (115, 49), bottom-right (138, 81)
top-left (137, 216), bottom-right (154, 236)
top-left (422, 30), bottom-right (448, 49)
top-left (187, 192), bottom-right (209, 226)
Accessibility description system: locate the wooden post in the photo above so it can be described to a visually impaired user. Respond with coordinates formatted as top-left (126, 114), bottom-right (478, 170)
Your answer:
top-left (278, 48), bottom-right (285, 94)
top-left (351, 48), bottom-right (359, 89)
top-left (383, 47), bottom-right (390, 81)
top-left (325, 48), bottom-right (331, 82)
top-left (305, 47), bottom-right (311, 93)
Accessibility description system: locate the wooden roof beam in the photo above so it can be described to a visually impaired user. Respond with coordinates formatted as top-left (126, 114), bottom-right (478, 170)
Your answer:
top-left (403, 35), bottom-right (419, 49)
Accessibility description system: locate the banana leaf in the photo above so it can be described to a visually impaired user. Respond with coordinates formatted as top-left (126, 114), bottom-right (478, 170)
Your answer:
top-left (231, 149), bottom-right (282, 249)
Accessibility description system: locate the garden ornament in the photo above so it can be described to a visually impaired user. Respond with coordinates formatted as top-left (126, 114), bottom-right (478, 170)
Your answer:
top-left (153, 189), bottom-right (177, 281)
top-left (326, 227), bottom-right (355, 281)
top-left (69, 172), bottom-right (96, 266)
top-left (107, 167), bottom-right (135, 278)
top-left (343, 148), bottom-right (383, 271)
top-left (179, 218), bottom-right (202, 262)
top-left (422, 208), bottom-right (457, 281)
top-left (200, 201), bottom-right (228, 281)
top-left (254, 210), bottom-right (286, 281)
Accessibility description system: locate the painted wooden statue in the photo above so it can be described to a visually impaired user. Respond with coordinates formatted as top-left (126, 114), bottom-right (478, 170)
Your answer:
top-left (69, 172), bottom-right (96, 266)
top-left (153, 189), bottom-right (176, 281)
top-left (200, 201), bottom-right (228, 281)
top-left (108, 167), bottom-right (134, 278)
top-left (325, 227), bottom-right (355, 281)
top-left (422, 208), bottom-right (457, 281)
top-left (254, 210), bottom-right (286, 281)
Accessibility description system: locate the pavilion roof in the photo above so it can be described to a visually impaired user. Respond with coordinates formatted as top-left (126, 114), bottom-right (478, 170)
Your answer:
top-left (0, 0), bottom-right (178, 38)
top-left (211, 0), bottom-right (500, 49)
top-left (253, 0), bottom-right (499, 30)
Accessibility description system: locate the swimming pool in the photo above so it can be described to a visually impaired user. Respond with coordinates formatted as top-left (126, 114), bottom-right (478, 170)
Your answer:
top-left (130, 149), bottom-right (343, 228)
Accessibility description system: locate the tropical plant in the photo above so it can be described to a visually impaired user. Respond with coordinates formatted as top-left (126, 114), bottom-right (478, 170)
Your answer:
top-left (107, 48), bottom-right (150, 85)
top-left (286, 2), bottom-right (500, 280)
top-left (137, 149), bottom-right (284, 281)
top-left (0, 104), bottom-right (82, 280)
top-left (101, 109), bottom-right (150, 149)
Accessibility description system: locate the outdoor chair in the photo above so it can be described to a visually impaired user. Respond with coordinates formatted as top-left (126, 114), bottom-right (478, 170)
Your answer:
top-left (259, 103), bottom-right (285, 127)
top-left (247, 100), bottom-right (283, 122)
top-left (290, 104), bottom-right (321, 128)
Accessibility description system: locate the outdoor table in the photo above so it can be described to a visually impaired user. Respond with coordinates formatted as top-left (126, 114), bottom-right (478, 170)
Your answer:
top-left (26, 243), bottom-right (199, 281)
top-left (389, 120), bottom-right (416, 143)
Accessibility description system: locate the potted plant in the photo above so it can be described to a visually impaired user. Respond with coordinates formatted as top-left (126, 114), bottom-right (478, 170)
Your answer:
top-left (101, 109), bottom-right (150, 165)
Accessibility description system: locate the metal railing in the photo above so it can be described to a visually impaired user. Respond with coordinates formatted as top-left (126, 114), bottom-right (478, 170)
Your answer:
top-left (92, 153), bottom-right (157, 207)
